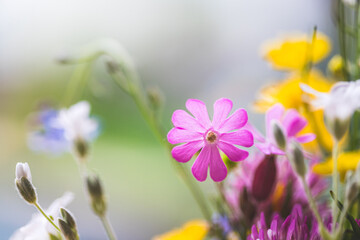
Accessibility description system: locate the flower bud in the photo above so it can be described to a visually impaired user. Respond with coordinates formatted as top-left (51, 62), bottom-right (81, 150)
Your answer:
top-left (58, 208), bottom-right (79, 240)
top-left (147, 87), bottom-right (164, 111)
top-left (16, 162), bottom-right (32, 182)
top-left (324, 116), bottom-right (350, 141)
top-left (60, 208), bottom-right (77, 230)
top-left (86, 174), bottom-right (107, 216)
top-left (15, 163), bottom-right (37, 204)
top-left (287, 141), bottom-right (307, 178)
top-left (74, 138), bottom-right (89, 159)
top-left (271, 120), bottom-right (286, 150)
top-left (328, 55), bottom-right (344, 79)
top-left (59, 219), bottom-right (79, 240)
top-left (106, 60), bottom-right (122, 74)
top-left (251, 155), bottom-right (277, 202)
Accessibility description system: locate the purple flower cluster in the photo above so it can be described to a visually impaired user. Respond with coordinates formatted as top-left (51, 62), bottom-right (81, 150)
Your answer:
top-left (248, 205), bottom-right (331, 240)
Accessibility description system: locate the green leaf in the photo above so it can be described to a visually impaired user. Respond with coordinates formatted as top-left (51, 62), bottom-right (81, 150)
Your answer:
top-left (330, 191), bottom-right (360, 237)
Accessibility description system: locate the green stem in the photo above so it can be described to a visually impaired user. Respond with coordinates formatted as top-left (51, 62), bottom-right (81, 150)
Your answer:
top-left (300, 177), bottom-right (332, 240)
top-left (332, 139), bottom-right (340, 234)
top-left (338, 0), bottom-right (350, 81)
top-left (34, 202), bottom-right (62, 233)
top-left (335, 202), bottom-right (350, 239)
top-left (100, 216), bottom-right (117, 240)
top-left (105, 55), bottom-right (213, 221)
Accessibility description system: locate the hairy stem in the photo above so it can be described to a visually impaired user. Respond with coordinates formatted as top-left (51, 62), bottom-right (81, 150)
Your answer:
top-left (34, 202), bottom-right (62, 233)
top-left (332, 139), bottom-right (340, 234)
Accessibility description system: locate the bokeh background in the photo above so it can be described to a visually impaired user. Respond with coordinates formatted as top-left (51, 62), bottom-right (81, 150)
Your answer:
top-left (0, 0), bottom-right (337, 239)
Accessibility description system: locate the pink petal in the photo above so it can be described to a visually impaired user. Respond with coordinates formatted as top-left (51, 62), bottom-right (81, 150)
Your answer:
top-left (171, 140), bottom-right (204, 163)
top-left (243, 122), bottom-right (265, 142)
top-left (167, 128), bottom-right (203, 144)
top-left (217, 108), bottom-right (248, 133)
top-left (254, 142), bottom-right (285, 155)
top-left (296, 133), bottom-right (316, 143)
top-left (212, 98), bottom-right (233, 129)
top-left (265, 104), bottom-right (285, 138)
top-left (209, 146), bottom-right (227, 182)
top-left (282, 109), bottom-right (307, 137)
top-left (220, 129), bottom-right (254, 147)
top-left (217, 141), bottom-right (249, 162)
top-left (171, 109), bottom-right (205, 132)
top-left (186, 99), bottom-right (211, 129)
top-left (191, 145), bottom-right (211, 181)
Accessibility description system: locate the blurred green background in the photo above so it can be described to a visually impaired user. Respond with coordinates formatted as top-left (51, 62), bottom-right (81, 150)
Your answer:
top-left (0, 0), bottom-right (336, 239)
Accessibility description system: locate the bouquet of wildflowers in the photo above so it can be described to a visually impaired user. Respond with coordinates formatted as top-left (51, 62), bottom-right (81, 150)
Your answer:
top-left (10, 1), bottom-right (360, 240)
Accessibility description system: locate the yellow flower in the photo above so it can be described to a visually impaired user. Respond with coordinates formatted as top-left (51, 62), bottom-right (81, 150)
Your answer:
top-left (262, 32), bottom-right (331, 71)
top-left (313, 150), bottom-right (360, 180)
top-left (153, 220), bottom-right (208, 240)
top-left (253, 70), bottom-right (333, 151)
top-left (328, 54), bottom-right (344, 79)
top-left (254, 70), bottom-right (331, 111)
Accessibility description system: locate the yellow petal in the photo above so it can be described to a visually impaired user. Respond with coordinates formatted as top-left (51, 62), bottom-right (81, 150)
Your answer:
top-left (153, 220), bottom-right (208, 240)
top-left (254, 70), bottom-right (331, 111)
top-left (262, 32), bottom-right (331, 71)
top-left (313, 150), bottom-right (360, 179)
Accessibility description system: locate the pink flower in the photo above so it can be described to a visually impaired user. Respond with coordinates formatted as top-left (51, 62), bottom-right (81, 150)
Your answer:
top-left (245, 103), bottom-right (315, 155)
top-left (167, 98), bottom-right (254, 182)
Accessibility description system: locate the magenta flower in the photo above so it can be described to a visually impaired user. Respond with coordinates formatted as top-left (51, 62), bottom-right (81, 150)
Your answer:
top-left (245, 103), bottom-right (315, 155)
top-left (167, 98), bottom-right (253, 182)
top-left (247, 205), bottom-right (329, 240)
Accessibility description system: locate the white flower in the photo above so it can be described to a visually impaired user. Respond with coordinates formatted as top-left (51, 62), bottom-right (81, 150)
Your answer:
top-left (301, 80), bottom-right (360, 121)
top-left (15, 163), bottom-right (32, 182)
top-left (10, 192), bottom-right (74, 240)
top-left (53, 101), bottom-right (98, 142)
top-left (301, 80), bottom-right (360, 140)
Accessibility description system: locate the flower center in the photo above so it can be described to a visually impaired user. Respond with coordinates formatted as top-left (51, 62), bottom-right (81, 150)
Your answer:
top-left (206, 131), bottom-right (217, 143)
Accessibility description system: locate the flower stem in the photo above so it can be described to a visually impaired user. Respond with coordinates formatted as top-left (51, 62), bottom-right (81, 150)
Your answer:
top-left (106, 54), bottom-right (213, 222)
top-left (332, 139), bottom-right (340, 234)
top-left (34, 202), bottom-right (62, 233)
top-left (100, 215), bottom-right (118, 240)
top-left (299, 174), bottom-right (332, 239)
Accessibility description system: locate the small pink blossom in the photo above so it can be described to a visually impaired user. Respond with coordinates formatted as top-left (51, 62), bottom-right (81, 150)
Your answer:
top-left (167, 98), bottom-right (254, 182)
top-left (245, 103), bottom-right (315, 155)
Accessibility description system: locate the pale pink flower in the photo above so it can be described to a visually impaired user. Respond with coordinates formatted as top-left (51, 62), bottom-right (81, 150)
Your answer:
top-left (167, 98), bottom-right (253, 182)
top-left (245, 103), bottom-right (315, 155)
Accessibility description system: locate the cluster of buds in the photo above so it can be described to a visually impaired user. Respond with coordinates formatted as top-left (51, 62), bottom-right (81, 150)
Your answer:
top-left (58, 208), bottom-right (80, 240)
top-left (86, 173), bottom-right (107, 217)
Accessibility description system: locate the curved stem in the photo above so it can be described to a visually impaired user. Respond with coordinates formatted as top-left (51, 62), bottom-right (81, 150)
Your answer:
top-left (106, 55), bottom-right (213, 221)
top-left (300, 177), bottom-right (332, 240)
top-left (34, 202), bottom-right (62, 233)
top-left (332, 139), bottom-right (340, 234)
top-left (100, 215), bottom-right (117, 240)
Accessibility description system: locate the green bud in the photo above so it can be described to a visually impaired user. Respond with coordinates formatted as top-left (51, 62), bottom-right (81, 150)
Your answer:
top-left (325, 116), bottom-right (350, 141)
top-left (287, 141), bottom-right (307, 178)
top-left (106, 60), bottom-right (122, 74)
top-left (74, 138), bottom-right (89, 159)
top-left (16, 177), bottom-right (37, 204)
top-left (58, 219), bottom-right (79, 240)
top-left (86, 174), bottom-right (107, 216)
top-left (147, 87), bottom-right (164, 111)
top-left (60, 208), bottom-right (77, 230)
top-left (271, 120), bottom-right (286, 150)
